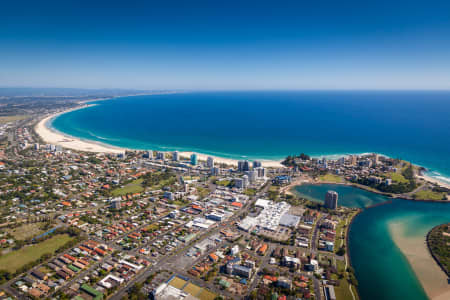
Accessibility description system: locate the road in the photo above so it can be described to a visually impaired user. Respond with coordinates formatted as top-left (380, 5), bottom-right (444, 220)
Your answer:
top-left (111, 182), bottom-right (272, 299)
top-left (310, 214), bottom-right (326, 300)
top-left (311, 214), bottom-right (326, 255)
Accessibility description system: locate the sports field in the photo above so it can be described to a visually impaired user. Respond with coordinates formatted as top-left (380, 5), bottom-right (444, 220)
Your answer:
top-left (0, 234), bottom-right (73, 273)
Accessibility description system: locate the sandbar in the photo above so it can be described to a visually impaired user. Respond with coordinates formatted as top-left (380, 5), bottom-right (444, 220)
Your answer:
top-left (389, 222), bottom-right (450, 300)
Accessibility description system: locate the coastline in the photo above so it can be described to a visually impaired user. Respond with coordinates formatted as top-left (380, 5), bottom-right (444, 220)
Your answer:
top-left (418, 175), bottom-right (450, 190)
top-left (426, 224), bottom-right (450, 279)
top-left (389, 222), bottom-right (450, 300)
top-left (35, 107), bottom-right (125, 154)
top-left (34, 105), bottom-right (283, 167)
top-left (280, 175), bottom-right (311, 195)
top-left (33, 99), bottom-right (450, 182)
top-left (345, 209), bottom-right (362, 300)
top-left (32, 101), bottom-right (450, 300)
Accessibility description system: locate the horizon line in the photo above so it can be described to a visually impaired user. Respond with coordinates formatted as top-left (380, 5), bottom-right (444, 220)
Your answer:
top-left (2, 86), bottom-right (450, 92)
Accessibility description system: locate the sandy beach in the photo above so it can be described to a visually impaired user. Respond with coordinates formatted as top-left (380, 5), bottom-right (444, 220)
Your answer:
top-left (34, 106), bottom-right (450, 176)
top-left (35, 108), bottom-right (124, 154)
top-left (280, 175), bottom-right (312, 195)
top-left (418, 174), bottom-right (450, 190)
top-left (389, 222), bottom-right (450, 300)
top-left (34, 108), bottom-right (283, 167)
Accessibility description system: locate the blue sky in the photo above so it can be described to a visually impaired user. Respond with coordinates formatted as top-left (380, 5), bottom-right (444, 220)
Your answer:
top-left (1, 0), bottom-right (450, 90)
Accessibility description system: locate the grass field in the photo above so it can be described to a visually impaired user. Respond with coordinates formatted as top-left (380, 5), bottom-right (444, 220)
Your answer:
top-left (336, 259), bottom-right (346, 273)
top-left (171, 200), bottom-right (188, 206)
top-left (169, 276), bottom-right (187, 289)
top-left (111, 178), bottom-right (144, 196)
top-left (196, 187), bottom-right (210, 198)
top-left (183, 282), bottom-right (202, 296)
top-left (0, 115), bottom-right (29, 124)
top-left (244, 188), bottom-right (256, 196)
top-left (333, 259), bottom-right (360, 300)
top-left (0, 234), bottom-right (73, 273)
top-left (182, 176), bottom-right (200, 181)
top-left (413, 189), bottom-right (446, 200)
top-left (334, 278), bottom-right (357, 300)
top-left (144, 223), bottom-right (162, 233)
top-left (269, 186), bottom-right (279, 192)
top-left (216, 180), bottom-right (231, 186)
top-left (334, 220), bottom-right (345, 251)
top-left (319, 174), bottom-right (344, 183)
top-left (146, 172), bottom-right (177, 190)
top-left (6, 222), bottom-right (45, 240)
top-left (389, 172), bottom-right (409, 184)
top-left (198, 288), bottom-right (217, 300)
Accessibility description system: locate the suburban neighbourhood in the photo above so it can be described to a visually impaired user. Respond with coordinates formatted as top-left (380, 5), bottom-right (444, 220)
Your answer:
top-left (0, 101), bottom-right (448, 300)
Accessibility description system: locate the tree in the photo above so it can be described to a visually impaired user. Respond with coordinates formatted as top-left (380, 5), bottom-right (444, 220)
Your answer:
top-left (336, 247), bottom-right (346, 256)
top-left (126, 283), bottom-right (146, 300)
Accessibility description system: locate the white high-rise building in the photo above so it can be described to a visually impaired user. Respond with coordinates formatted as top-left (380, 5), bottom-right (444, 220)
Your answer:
top-left (256, 167), bottom-right (266, 178)
top-left (323, 157), bottom-right (328, 169)
top-left (238, 161), bottom-right (244, 172)
top-left (211, 167), bottom-right (220, 176)
top-left (253, 161), bottom-right (262, 168)
top-left (207, 156), bottom-right (214, 168)
top-left (190, 153), bottom-right (197, 165)
top-left (242, 175), bottom-right (249, 188)
top-left (156, 151), bottom-right (165, 160)
top-left (325, 191), bottom-right (338, 210)
top-left (248, 170), bottom-right (257, 183)
top-left (234, 178), bottom-right (244, 189)
top-left (173, 151), bottom-right (179, 161)
top-left (238, 160), bottom-right (250, 172)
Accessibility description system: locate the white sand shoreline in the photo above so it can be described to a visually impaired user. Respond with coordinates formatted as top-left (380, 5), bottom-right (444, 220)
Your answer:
top-left (33, 102), bottom-right (450, 179)
top-left (418, 175), bottom-right (450, 190)
top-left (389, 222), bottom-right (450, 300)
top-left (35, 105), bottom-right (124, 154)
top-left (34, 105), bottom-right (283, 167)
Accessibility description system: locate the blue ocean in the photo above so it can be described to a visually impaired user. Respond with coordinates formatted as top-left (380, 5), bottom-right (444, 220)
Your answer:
top-left (51, 91), bottom-right (450, 182)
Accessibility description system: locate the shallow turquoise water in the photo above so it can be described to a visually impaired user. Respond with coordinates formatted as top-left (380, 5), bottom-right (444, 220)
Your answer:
top-left (51, 91), bottom-right (450, 184)
top-left (294, 184), bottom-right (450, 300)
top-left (49, 89), bottom-right (450, 299)
top-left (293, 184), bottom-right (388, 208)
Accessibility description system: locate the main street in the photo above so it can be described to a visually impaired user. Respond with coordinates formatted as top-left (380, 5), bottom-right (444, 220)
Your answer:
top-left (111, 181), bottom-right (272, 299)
